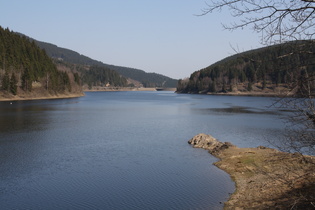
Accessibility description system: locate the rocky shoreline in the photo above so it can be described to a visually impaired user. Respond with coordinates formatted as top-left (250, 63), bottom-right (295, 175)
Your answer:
top-left (188, 133), bottom-right (315, 209)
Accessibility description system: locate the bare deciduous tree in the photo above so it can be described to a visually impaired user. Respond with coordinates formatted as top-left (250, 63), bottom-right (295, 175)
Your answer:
top-left (201, 0), bottom-right (315, 153)
top-left (200, 0), bottom-right (315, 45)
top-left (200, 1), bottom-right (315, 208)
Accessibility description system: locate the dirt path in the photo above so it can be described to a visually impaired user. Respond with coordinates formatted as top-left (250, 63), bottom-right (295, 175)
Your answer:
top-left (188, 133), bottom-right (315, 209)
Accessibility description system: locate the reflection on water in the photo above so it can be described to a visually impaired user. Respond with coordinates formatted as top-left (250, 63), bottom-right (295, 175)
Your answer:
top-left (0, 92), bottom-right (287, 209)
top-left (196, 106), bottom-right (280, 115)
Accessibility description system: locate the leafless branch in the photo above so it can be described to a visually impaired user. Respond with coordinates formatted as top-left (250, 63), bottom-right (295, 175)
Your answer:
top-left (200, 0), bottom-right (315, 44)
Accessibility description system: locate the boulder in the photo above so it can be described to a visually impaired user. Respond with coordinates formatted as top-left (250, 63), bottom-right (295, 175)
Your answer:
top-left (188, 133), bottom-right (235, 154)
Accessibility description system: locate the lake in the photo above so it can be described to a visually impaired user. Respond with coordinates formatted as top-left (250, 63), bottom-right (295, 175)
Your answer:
top-left (0, 91), bottom-right (286, 209)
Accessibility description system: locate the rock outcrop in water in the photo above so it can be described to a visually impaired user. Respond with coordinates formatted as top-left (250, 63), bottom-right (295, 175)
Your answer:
top-left (188, 133), bottom-right (315, 209)
top-left (188, 133), bottom-right (234, 155)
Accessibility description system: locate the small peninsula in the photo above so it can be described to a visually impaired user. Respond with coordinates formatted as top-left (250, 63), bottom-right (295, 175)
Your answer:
top-left (188, 133), bottom-right (315, 209)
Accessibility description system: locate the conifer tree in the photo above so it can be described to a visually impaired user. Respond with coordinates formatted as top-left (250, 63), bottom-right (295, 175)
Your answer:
top-left (0, 26), bottom-right (76, 95)
top-left (1, 71), bottom-right (10, 91)
top-left (22, 68), bottom-right (32, 91)
top-left (247, 82), bottom-right (252, 91)
top-left (262, 76), bottom-right (266, 90)
top-left (10, 72), bottom-right (17, 95)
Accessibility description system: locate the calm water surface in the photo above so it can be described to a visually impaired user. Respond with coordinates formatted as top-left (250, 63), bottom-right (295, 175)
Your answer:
top-left (0, 92), bottom-right (286, 209)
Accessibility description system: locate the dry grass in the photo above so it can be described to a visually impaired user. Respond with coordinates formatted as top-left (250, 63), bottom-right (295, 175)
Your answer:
top-left (188, 134), bottom-right (315, 209)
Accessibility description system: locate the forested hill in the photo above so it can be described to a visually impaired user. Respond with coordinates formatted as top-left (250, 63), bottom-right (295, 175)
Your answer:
top-left (177, 40), bottom-right (315, 95)
top-left (0, 27), bottom-right (82, 99)
top-left (31, 37), bottom-right (177, 88)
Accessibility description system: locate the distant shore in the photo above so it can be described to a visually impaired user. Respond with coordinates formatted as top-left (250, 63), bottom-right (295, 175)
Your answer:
top-left (84, 87), bottom-right (176, 92)
top-left (175, 89), bottom-right (293, 98)
top-left (0, 88), bottom-right (286, 102)
top-left (0, 92), bottom-right (85, 102)
top-left (205, 90), bottom-right (291, 97)
top-left (188, 133), bottom-right (315, 209)
top-left (177, 91), bottom-right (283, 97)
top-left (0, 87), bottom-right (178, 102)
top-left (177, 83), bottom-right (295, 98)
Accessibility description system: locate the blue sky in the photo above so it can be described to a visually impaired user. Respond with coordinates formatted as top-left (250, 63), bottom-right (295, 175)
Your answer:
top-left (1, 0), bottom-right (262, 79)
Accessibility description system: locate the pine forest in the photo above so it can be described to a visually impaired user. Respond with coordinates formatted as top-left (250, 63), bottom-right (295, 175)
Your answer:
top-left (177, 41), bottom-right (315, 96)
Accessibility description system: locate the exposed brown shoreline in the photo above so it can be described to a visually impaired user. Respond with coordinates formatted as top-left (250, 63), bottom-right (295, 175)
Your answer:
top-left (84, 87), bottom-right (157, 92)
top-left (0, 92), bottom-right (85, 102)
top-left (176, 89), bottom-right (292, 98)
top-left (84, 87), bottom-right (177, 92)
top-left (0, 87), bottom-right (178, 101)
top-left (206, 91), bottom-right (285, 97)
top-left (188, 133), bottom-right (315, 209)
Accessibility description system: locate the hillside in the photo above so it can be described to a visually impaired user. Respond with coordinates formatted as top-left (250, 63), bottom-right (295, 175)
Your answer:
top-left (32, 38), bottom-right (178, 88)
top-left (177, 40), bottom-right (315, 96)
top-left (0, 27), bottom-right (83, 100)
